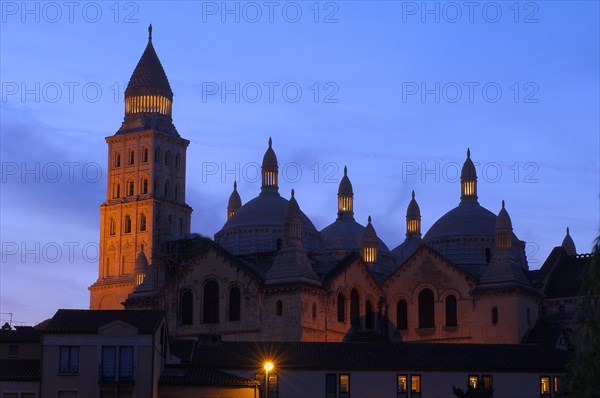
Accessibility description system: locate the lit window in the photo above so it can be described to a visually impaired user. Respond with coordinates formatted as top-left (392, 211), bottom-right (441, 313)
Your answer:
top-left (469, 375), bottom-right (479, 389)
top-left (397, 374), bottom-right (408, 397)
top-left (339, 374), bottom-right (350, 398)
top-left (276, 300), bottom-right (283, 316)
top-left (553, 376), bottom-right (559, 395)
top-left (540, 376), bottom-right (551, 396)
top-left (326, 373), bottom-right (337, 398)
top-left (59, 346), bottom-right (79, 373)
top-left (411, 375), bottom-right (421, 397)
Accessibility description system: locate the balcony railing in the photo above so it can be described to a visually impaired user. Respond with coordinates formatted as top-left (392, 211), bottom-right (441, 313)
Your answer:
top-left (98, 365), bottom-right (135, 384)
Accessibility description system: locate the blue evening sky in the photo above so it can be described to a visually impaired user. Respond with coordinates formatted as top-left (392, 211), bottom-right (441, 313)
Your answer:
top-left (1, 1), bottom-right (598, 325)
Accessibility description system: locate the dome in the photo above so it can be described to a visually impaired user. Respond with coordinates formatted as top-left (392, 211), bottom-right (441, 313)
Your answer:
top-left (321, 217), bottom-right (391, 255)
top-left (134, 246), bottom-right (149, 272)
top-left (338, 166), bottom-right (353, 196)
top-left (227, 181), bottom-right (242, 211)
top-left (215, 190), bottom-right (322, 255)
top-left (561, 227), bottom-right (576, 255)
top-left (262, 137), bottom-right (278, 171)
top-left (125, 25), bottom-right (173, 100)
top-left (424, 201), bottom-right (497, 241)
top-left (461, 148), bottom-right (477, 180)
top-left (406, 190), bottom-right (420, 218)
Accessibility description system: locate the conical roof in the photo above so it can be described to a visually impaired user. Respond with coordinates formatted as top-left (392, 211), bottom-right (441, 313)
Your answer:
top-left (134, 246), bottom-right (149, 272)
top-left (361, 216), bottom-right (378, 245)
top-left (262, 137), bottom-right (278, 171)
top-left (227, 181), bottom-right (242, 211)
top-left (495, 200), bottom-right (512, 230)
top-left (406, 190), bottom-right (420, 218)
top-left (125, 24), bottom-right (173, 100)
top-left (338, 166), bottom-right (353, 196)
top-left (461, 148), bottom-right (477, 180)
top-left (561, 227), bottom-right (576, 255)
top-left (285, 189), bottom-right (301, 219)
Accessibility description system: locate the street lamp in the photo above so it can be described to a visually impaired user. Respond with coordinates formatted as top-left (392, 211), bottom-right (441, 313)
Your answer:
top-left (264, 361), bottom-right (274, 398)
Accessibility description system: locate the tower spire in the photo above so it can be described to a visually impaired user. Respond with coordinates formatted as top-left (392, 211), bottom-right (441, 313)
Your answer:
top-left (406, 190), bottom-right (421, 238)
top-left (261, 137), bottom-right (279, 193)
top-left (227, 180), bottom-right (242, 220)
top-left (337, 165), bottom-right (354, 219)
top-left (460, 147), bottom-right (478, 202)
top-left (148, 23), bottom-right (152, 41)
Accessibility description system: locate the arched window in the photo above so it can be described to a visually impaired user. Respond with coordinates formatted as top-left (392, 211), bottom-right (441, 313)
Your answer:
top-left (114, 152), bottom-right (121, 168)
top-left (165, 151), bottom-right (171, 166)
top-left (180, 291), bottom-right (193, 325)
top-left (127, 180), bottom-right (134, 196)
top-left (154, 147), bottom-right (160, 164)
top-left (109, 218), bottom-right (116, 236)
top-left (164, 181), bottom-right (170, 198)
top-left (445, 295), bottom-right (457, 327)
top-left (175, 153), bottom-right (181, 169)
top-left (141, 178), bottom-right (148, 194)
top-left (312, 302), bottom-right (317, 319)
top-left (337, 293), bottom-right (346, 322)
top-left (350, 289), bottom-right (360, 327)
top-left (418, 289), bottom-right (435, 328)
top-left (128, 150), bottom-right (135, 165)
top-left (203, 281), bottom-right (219, 324)
top-left (139, 214), bottom-right (146, 232)
top-left (365, 301), bottom-right (374, 329)
top-left (492, 307), bottom-right (499, 325)
top-left (276, 300), bottom-right (283, 316)
top-left (124, 216), bottom-right (132, 234)
top-left (396, 299), bottom-right (408, 330)
top-left (228, 287), bottom-right (241, 321)
top-left (142, 147), bottom-right (148, 163)
top-left (485, 248), bottom-right (491, 264)
top-left (114, 183), bottom-right (120, 199)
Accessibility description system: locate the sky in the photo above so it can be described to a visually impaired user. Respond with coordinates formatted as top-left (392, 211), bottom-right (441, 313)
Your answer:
top-left (0, 1), bottom-right (598, 326)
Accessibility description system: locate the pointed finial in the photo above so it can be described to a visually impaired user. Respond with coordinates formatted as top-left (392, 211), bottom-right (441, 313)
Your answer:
top-left (291, 189), bottom-right (295, 198)
top-left (501, 199), bottom-right (505, 208)
top-left (344, 165), bottom-right (347, 176)
top-left (467, 147), bottom-right (471, 158)
top-left (368, 215), bottom-right (372, 224)
top-left (411, 190), bottom-right (415, 199)
top-left (268, 137), bottom-right (272, 148)
top-left (233, 180), bottom-right (237, 191)
top-left (148, 24), bottom-right (153, 41)
top-left (566, 227), bottom-right (570, 235)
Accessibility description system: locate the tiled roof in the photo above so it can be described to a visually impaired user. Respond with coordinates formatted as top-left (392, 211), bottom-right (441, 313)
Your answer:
top-left (545, 253), bottom-right (592, 298)
top-left (169, 338), bottom-right (196, 363)
top-left (125, 38), bottom-right (173, 99)
top-left (160, 366), bottom-right (259, 386)
top-left (192, 342), bottom-right (572, 372)
top-left (0, 326), bottom-right (41, 343)
top-left (44, 309), bottom-right (165, 334)
top-left (0, 360), bottom-right (40, 381)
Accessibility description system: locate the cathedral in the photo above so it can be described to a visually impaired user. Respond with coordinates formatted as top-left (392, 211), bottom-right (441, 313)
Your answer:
top-left (88, 26), bottom-right (590, 345)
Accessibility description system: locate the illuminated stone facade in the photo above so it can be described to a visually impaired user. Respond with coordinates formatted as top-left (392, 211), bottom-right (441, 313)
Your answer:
top-left (91, 27), bottom-right (585, 345)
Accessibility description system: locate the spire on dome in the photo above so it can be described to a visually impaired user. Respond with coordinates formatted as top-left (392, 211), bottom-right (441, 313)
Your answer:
top-left (124, 25), bottom-right (173, 119)
top-left (261, 137), bottom-right (279, 193)
top-left (460, 147), bottom-right (478, 201)
top-left (362, 216), bottom-right (378, 264)
top-left (406, 190), bottom-right (421, 238)
top-left (337, 165), bottom-right (354, 219)
top-left (495, 200), bottom-right (513, 250)
top-left (227, 181), bottom-right (242, 220)
top-left (561, 227), bottom-right (577, 255)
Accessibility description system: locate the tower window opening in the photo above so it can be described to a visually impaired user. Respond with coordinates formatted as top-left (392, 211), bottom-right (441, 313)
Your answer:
top-left (128, 150), bottom-right (135, 165)
top-left (124, 216), bottom-right (132, 234)
top-left (140, 214), bottom-right (147, 232)
top-left (363, 246), bottom-right (377, 264)
top-left (175, 153), bottom-right (181, 169)
top-left (142, 147), bottom-right (148, 163)
top-left (114, 152), bottom-right (121, 168)
top-left (141, 178), bottom-right (148, 194)
top-left (109, 218), bottom-right (116, 236)
top-left (165, 151), bottom-right (171, 166)
top-left (127, 180), bottom-right (134, 196)
top-left (114, 183), bottom-right (121, 199)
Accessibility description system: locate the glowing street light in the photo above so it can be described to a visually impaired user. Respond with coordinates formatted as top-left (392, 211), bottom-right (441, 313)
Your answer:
top-left (264, 361), bottom-right (274, 398)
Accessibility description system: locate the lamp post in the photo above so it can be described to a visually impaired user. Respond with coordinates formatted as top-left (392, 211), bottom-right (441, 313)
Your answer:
top-left (264, 362), bottom-right (274, 398)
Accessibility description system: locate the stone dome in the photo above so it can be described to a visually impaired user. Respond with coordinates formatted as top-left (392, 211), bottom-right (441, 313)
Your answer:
top-left (321, 217), bottom-right (391, 255)
top-left (406, 190), bottom-right (420, 218)
top-left (338, 166), bottom-right (353, 196)
top-left (262, 137), bottom-right (278, 171)
top-left (424, 201), bottom-right (497, 241)
top-left (215, 190), bottom-right (322, 255)
top-left (227, 181), bottom-right (242, 211)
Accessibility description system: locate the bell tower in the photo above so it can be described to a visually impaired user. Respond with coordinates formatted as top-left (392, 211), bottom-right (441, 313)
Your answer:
top-left (89, 25), bottom-right (192, 309)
